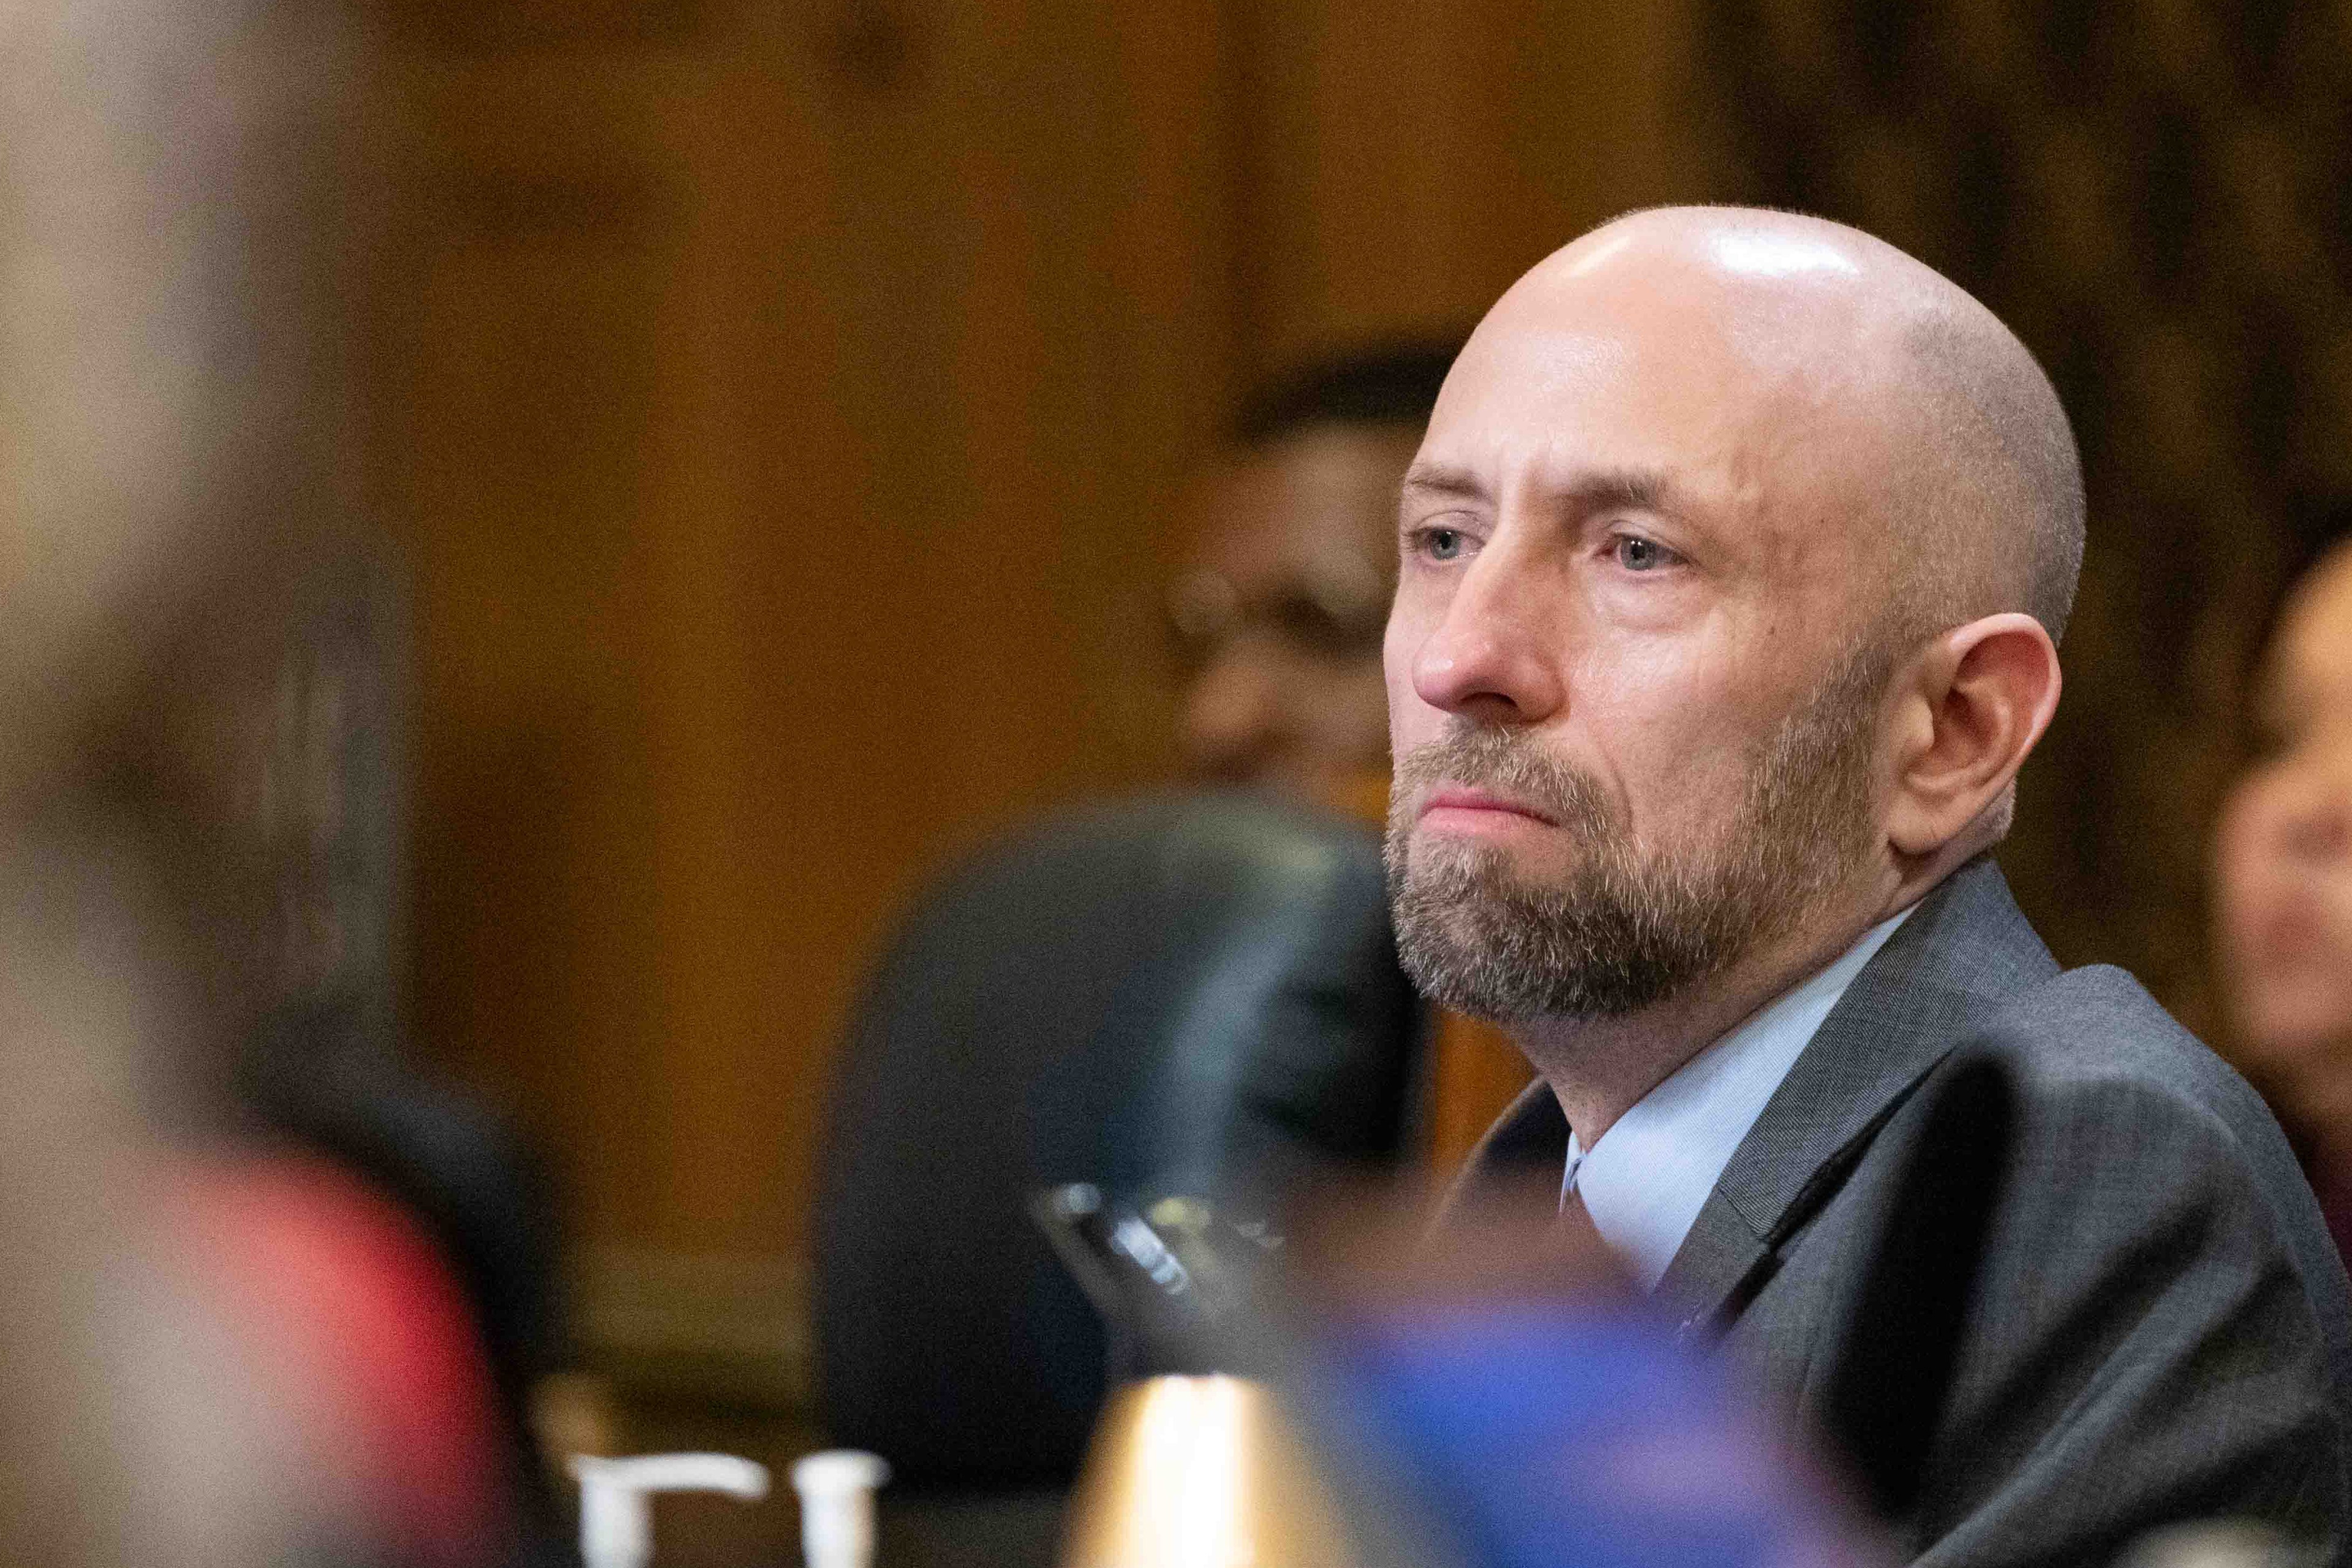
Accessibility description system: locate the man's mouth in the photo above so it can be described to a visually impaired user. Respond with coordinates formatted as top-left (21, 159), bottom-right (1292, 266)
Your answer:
top-left (1417, 785), bottom-right (1558, 827)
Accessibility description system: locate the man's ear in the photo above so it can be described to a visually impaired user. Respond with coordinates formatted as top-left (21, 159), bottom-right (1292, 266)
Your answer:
top-left (1885, 612), bottom-right (2062, 859)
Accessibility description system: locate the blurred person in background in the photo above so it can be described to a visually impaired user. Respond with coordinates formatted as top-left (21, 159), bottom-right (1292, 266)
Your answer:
top-left (1166, 345), bottom-right (1536, 1167)
top-left (2215, 537), bottom-right (2352, 1262)
top-left (0, 1), bottom-right (543, 1564)
top-left (1399, 206), bottom-right (2351, 1561)
top-left (1167, 344), bottom-right (1459, 812)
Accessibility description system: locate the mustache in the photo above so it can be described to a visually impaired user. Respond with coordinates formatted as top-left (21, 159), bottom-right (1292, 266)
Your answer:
top-left (1390, 726), bottom-right (1615, 837)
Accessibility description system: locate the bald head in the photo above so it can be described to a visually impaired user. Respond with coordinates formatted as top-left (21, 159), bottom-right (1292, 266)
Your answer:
top-left (1388, 205), bottom-right (2077, 1036)
top-left (1883, 275), bottom-right (2085, 643)
top-left (1479, 206), bottom-right (2084, 648)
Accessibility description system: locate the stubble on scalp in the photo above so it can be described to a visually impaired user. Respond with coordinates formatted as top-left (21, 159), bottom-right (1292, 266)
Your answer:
top-left (1384, 635), bottom-right (1893, 1023)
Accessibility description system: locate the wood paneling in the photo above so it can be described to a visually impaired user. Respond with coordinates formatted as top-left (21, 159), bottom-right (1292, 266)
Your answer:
top-left (385, 4), bottom-right (1243, 1272)
top-left (1235, 0), bottom-right (1702, 374)
top-left (395, 59), bottom-right (680, 1249)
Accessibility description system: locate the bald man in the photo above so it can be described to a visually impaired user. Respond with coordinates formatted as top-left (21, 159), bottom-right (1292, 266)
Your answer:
top-left (1399, 208), bottom-right (2352, 1562)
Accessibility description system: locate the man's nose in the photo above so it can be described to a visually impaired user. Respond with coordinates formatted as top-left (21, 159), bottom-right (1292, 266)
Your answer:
top-left (1409, 555), bottom-right (1565, 725)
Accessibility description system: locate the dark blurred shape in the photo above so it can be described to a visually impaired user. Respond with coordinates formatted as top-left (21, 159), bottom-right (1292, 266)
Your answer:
top-left (1818, 1054), bottom-right (2016, 1527)
top-left (1231, 344), bottom-right (1463, 449)
top-left (1031, 1185), bottom-right (1214, 1384)
top-left (813, 791), bottom-right (1423, 1501)
top-left (1031, 1186), bottom-right (1286, 1386)
top-left (1170, 342), bottom-right (1458, 804)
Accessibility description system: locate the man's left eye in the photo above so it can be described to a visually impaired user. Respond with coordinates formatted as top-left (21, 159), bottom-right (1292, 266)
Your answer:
top-left (1613, 535), bottom-right (1673, 572)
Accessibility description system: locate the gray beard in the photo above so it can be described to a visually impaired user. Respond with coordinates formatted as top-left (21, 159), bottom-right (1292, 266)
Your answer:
top-left (1383, 644), bottom-right (1887, 1023)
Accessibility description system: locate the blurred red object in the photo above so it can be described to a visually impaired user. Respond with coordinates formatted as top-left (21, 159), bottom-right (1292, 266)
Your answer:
top-left (161, 1152), bottom-right (513, 1568)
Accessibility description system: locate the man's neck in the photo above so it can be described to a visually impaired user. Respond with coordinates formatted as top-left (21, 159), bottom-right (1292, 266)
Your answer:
top-left (1515, 852), bottom-right (1956, 1148)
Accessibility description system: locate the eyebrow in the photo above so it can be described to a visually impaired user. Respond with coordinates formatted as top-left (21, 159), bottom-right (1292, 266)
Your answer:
top-left (1398, 462), bottom-right (1680, 517)
top-left (1566, 467), bottom-right (1672, 514)
top-left (1399, 462), bottom-right (1490, 504)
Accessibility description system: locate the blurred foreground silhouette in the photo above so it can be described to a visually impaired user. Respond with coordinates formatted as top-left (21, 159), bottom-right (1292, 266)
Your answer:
top-left (0, 2), bottom-right (548, 1564)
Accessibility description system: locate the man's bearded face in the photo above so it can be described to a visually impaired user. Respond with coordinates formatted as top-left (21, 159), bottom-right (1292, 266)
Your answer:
top-left (1384, 641), bottom-right (1890, 1022)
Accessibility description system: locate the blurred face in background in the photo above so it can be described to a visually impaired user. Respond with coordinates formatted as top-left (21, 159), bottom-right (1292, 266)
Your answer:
top-left (2216, 543), bottom-right (2352, 1142)
top-left (1169, 422), bottom-right (1422, 803)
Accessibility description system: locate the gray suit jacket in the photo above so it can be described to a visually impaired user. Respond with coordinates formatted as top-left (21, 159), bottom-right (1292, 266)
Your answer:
top-left (1444, 857), bottom-right (2352, 1566)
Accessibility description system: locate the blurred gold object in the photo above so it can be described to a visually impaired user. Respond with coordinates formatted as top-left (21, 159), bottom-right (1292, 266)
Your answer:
top-left (1060, 1374), bottom-right (1352, 1568)
top-left (530, 1371), bottom-right (624, 1484)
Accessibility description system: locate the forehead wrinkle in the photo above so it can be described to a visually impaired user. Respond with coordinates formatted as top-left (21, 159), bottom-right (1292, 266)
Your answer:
top-left (1496, 432), bottom-right (1717, 535)
top-left (1400, 461), bottom-right (1488, 505)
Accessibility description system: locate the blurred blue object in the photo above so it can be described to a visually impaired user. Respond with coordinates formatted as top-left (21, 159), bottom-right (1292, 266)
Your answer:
top-left (1317, 1301), bottom-right (1879, 1568)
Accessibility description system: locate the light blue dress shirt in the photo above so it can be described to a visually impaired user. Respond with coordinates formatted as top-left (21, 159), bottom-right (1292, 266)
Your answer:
top-left (1563, 907), bottom-right (1915, 1289)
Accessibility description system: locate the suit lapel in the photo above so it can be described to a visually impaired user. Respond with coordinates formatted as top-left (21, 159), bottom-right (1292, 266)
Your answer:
top-left (1431, 1076), bottom-right (1569, 1234)
top-left (1652, 858), bottom-right (2059, 1333)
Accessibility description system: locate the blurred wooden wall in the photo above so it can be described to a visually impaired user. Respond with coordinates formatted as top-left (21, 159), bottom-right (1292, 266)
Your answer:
top-left (370, 0), bottom-right (1700, 1395)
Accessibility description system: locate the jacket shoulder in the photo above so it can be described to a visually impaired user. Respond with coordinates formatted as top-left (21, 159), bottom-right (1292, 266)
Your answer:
top-left (1966, 961), bottom-right (2334, 1270)
top-left (1980, 963), bottom-right (2297, 1167)
top-left (1771, 964), bottom-right (2352, 1560)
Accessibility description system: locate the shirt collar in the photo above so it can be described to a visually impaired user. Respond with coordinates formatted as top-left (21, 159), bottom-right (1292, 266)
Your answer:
top-left (1564, 906), bottom-right (1915, 1289)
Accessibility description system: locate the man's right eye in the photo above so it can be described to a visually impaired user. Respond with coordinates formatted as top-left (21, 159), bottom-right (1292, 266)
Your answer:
top-left (1419, 527), bottom-right (1465, 562)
